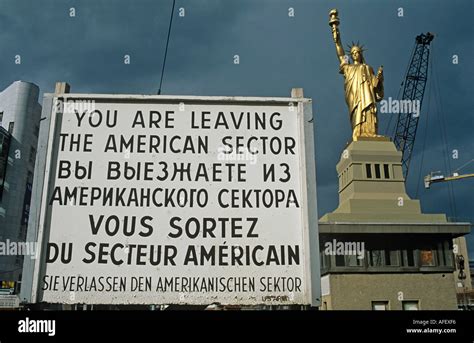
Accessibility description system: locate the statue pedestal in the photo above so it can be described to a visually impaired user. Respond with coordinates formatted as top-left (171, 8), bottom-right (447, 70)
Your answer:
top-left (320, 138), bottom-right (447, 223)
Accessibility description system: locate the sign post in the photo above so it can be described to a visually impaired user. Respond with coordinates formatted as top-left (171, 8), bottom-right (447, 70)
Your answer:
top-left (29, 91), bottom-right (320, 306)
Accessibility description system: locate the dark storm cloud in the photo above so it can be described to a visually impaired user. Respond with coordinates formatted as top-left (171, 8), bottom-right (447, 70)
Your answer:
top-left (0, 0), bottom-right (473, 252)
top-left (0, 0), bottom-right (252, 94)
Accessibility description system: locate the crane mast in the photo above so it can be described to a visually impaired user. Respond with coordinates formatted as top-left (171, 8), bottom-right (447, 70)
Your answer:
top-left (393, 32), bottom-right (434, 180)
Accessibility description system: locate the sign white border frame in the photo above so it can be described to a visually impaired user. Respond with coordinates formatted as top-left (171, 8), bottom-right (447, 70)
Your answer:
top-left (25, 93), bottom-right (321, 307)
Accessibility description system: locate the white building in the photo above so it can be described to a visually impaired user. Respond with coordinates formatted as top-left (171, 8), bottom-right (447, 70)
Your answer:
top-left (0, 81), bottom-right (41, 290)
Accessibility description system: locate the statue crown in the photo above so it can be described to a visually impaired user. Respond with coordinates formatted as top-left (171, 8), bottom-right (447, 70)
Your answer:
top-left (347, 41), bottom-right (365, 54)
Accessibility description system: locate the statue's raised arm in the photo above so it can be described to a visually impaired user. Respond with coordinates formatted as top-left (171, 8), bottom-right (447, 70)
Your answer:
top-left (329, 9), bottom-right (345, 65)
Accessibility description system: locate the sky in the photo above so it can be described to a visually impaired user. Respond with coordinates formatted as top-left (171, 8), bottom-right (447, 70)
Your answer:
top-left (0, 0), bottom-right (473, 254)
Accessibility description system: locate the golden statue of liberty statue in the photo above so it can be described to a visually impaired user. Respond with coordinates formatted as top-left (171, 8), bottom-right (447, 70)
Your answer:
top-left (329, 9), bottom-right (384, 141)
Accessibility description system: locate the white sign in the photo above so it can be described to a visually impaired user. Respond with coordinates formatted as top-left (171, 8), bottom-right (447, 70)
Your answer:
top-left (32, 94), bottom-right (319, 306)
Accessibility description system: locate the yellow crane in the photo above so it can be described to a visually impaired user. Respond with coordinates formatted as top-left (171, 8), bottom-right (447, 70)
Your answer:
top-left (424, 159), bottom-right (474, 188)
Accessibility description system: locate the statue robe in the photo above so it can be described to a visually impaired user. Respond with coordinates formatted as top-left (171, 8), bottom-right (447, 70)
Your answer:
top-left (340, 62), bottom-right (384, 139)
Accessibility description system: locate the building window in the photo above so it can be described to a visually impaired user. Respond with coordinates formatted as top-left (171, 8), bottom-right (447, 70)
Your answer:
top-left (346, 254), bottom-right (363, 267)
top-left (385, 250), bottom-right (400, 266)
top-left (444, 241), bottom-right (454, 267)
top-left (8, 122), bottom-right (14, 134)
top-left (335, 254), bottom-right (345, 267)
top-left (369, 250), bottom-right (384, 267)
top-left (365, 164), bottom-right (372, 178)
top-left (0, 129), bottom-right (11, 201)
top-left (320, 251), bottom-right (329, 270)
top-left (0, 112), bottom-right (3, 125)
top-left (402, 249), bottom-right (415, 267)
top-left (383, 164), bottom-right (390, 178)
top-left (437, 242), bottom-right (446, 266)
top-left (372, 301), bottom-right (389, 310)
top-left (374, 164), bottom-right (381, 179)
top-left (29, 146), bottom-right (36, 164)
top-left (402, 301), bottom-right (419, 310)
top-left (420, 249), bottom-right (435, 266)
